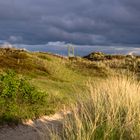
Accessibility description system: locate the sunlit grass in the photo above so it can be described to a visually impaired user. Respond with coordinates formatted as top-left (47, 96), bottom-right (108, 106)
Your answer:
top-left (0, 48), bottom-right (139, 129)
top-left (52, 74), bottom-right (140, 140)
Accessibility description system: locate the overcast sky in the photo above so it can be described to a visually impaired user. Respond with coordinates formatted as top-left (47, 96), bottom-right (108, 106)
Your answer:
top-left (0, 0), bottom-right (140, 46)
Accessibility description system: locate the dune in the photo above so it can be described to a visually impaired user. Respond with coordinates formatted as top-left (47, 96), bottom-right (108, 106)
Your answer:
top-left (0, 112), bottom-right (65, 140)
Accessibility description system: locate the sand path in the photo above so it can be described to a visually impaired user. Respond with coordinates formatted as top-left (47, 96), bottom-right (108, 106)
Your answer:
top-left (0, 112), bottom-right (66, 140)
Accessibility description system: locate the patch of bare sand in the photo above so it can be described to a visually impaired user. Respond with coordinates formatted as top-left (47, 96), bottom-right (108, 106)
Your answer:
top-left (0, 112), bottom-right (70, 140)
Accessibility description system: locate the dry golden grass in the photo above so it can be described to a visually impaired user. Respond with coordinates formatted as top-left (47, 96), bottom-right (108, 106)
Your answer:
top-left (52, 74), bottom-right (140, 140)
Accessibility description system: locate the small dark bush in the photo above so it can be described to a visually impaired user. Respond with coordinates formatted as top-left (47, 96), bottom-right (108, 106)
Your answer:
top-left (89, 52), bottom-right (105, 61)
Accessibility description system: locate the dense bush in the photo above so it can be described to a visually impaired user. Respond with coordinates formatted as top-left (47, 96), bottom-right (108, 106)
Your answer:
top-left (89, 52), bottom-right (105, 61)
top-left (0, 70), bottom-right (48, 124)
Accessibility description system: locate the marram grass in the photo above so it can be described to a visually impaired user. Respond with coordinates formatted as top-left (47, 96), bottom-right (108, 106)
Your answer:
top-left (52, 75), bottom-right (140, 140)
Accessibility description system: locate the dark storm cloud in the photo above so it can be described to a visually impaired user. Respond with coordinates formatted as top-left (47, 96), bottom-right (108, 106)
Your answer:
top-left (0, 0), bottom-right (140, 45)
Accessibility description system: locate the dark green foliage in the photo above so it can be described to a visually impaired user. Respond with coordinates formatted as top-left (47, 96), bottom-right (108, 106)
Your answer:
top-left (89, 52), bottom-right (105, 61)
top-left (0, 70), bottom-right (48, 125)
top-left (84, 52), bottom-right (126, 61)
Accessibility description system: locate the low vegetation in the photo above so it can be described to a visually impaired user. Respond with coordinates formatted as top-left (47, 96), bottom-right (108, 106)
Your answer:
top-left (52, 75), bottom-right (140, 140)
top-left (0, 70), bottom-right (48, 124)
top-left (84, 51), bottom-right (140, 79)
top-left (0, 47), bottom-right (140, 139)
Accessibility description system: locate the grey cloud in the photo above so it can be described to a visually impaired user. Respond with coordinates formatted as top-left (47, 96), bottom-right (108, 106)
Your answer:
top-left (0, 0), bottom-right (140, 46)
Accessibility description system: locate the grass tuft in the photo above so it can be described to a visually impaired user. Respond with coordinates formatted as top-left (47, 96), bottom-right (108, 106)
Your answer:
top-left (52, 75), bottom-right (140, 140)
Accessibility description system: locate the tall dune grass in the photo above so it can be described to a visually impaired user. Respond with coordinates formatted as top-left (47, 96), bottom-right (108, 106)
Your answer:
top-left (52, 75), bottom-right (140, 140)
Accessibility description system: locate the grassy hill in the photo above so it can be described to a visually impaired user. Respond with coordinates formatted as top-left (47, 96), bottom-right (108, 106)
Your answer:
top-left (0, 48), bottom-right (111, 124)
top-left (84, 51), bottom-right (140, 79)
top-left (0, 47), bottom-right (140, 139)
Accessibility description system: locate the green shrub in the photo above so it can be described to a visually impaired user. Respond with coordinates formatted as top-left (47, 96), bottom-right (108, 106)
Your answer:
top-left (89, 52), bottom-right (105, 61)
top-left (0, 70), bottom-right (48, 124)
